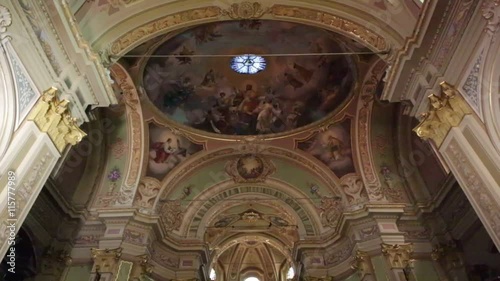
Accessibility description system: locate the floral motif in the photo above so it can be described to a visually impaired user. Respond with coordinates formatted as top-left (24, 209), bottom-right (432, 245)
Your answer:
top-left (110, 137), bottom-right (126, 159)
top-left (107, 168), bottom-right (121, 182)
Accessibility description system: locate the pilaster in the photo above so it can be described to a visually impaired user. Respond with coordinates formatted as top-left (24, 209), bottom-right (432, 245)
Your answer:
top-left (0, 86), bottom-right (86, 259)
top-left (381, 243), bottom-right (414, 281)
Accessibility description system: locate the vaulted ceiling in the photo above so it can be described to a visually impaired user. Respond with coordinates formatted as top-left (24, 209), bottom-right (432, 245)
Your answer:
top-left (51, 1), bottom-right (452, 280)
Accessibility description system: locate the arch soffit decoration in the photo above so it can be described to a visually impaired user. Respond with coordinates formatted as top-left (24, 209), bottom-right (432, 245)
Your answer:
top-left (184, 180), bottom-right (321, 238)
top-left (210, 233), bottom-right (292, 265)
top-left (482, 25), bottom-right (500, 154)
top-left (85, 62), bottom-right (146, 209)
top-left (92, 1), bottom-right (400, 59)
top-left (153, 147), bottom-right (344, 206)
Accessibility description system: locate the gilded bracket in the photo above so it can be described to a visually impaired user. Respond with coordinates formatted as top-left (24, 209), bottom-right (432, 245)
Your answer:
top-left (27, 87), bottom-right (86, 153)
top-left (413, 82), bottom-right (473, 147)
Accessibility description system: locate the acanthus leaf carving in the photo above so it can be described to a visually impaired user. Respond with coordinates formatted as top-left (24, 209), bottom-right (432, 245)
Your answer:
top-left (0, 5), bottom-right (12, 34)
top-left (381, 243), bottom-right (414, 269)
top-left (27, 87), bottom-right (86, 152)
top-left (413, 82), bottom-right (472, 147)
top-left (221, 2), bottom-right (269, 19)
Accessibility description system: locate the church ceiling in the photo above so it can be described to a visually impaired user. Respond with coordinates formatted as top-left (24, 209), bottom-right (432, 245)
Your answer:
top-left (61, 8), bottom-right (434, 277)
top-left (142, 20), bottom-right (359, 136)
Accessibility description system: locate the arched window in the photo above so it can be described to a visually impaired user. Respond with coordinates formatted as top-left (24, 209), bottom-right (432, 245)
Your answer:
top-left (209, 268), bottom-right (216, 280)
top-left (287, 266), bottom-right (295, 279)
top-left (244, 277), bottom-right (260, 281)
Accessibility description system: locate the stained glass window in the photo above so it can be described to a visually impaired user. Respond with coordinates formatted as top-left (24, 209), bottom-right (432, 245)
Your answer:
top-left (231, 54), bottom-right (266, 74)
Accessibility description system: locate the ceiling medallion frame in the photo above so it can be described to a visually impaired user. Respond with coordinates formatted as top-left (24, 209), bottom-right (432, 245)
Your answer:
top-left (225, 154), bottom-right (275, 183)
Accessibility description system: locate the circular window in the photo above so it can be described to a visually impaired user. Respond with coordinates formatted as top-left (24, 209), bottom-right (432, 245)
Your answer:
top-left (230, 54), bottom-right (266, 74)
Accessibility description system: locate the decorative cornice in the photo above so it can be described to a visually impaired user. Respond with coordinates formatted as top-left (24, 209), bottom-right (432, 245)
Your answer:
top-left (27, 87), bottom-right (86, 152)
top-left (108, 3), bottom-right (388, 56)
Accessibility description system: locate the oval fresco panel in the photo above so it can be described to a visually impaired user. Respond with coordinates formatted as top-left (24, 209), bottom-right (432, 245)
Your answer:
top-left (143, 20), bottom-right (358, 136)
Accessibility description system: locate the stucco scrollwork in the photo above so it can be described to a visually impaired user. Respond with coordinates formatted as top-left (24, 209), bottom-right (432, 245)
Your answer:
top-left (27, 87), bottom-right (86, 152)
top-left (270, 5), bottom-right (387, 51)
top-left (0, 5), bottom-right (12, 34)
top-left (446, 140), bottom-right (500, 238)
top-left (340, 174), bottom-right (368, 205)
top-left (413, 82), bottom-right (472, 147)
top-left (221, 2), bottom-right (268, 19)
top-left (159, 199), bottom-right (184, 231)
top-left (135, 177), bottom-right (161, 209)
top-left (225, 154), bottom-right (275, 183)
top-left (110, 7), bottom-right (221, 55)
top-left (482, 0), bottom-right (500, 33)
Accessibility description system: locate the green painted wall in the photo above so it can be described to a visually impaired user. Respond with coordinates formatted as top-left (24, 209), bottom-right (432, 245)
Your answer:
top-left (371, 256), bottom-right (389, 281)
top-left (63, 264), bottom-right (92, 281)
top-left (413, 260), bottom-right (440, 281)
top-left (344, 272), bottom-right (361, 281)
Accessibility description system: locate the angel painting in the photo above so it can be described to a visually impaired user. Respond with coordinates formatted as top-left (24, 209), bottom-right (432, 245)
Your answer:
top-left (298, 119), bottom-right (355, 178)
top-left (147, 124), bottom-right (203, 180)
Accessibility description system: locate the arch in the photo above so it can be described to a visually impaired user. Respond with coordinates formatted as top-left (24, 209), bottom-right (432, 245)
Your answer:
top-left (482, 30), bottom-right (500, 154)
top-left (0, 43), bottom-right (16, 163)
top-left (93, 1), bottom-right (398, 58)
top-left (172, 179), bottom-right (325, 237)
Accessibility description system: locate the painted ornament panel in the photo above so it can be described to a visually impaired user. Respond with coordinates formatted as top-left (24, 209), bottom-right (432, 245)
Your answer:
top-left (297, 119), bottom-right (355, 178)
top-left (147, 123), bottom-right (204, 180)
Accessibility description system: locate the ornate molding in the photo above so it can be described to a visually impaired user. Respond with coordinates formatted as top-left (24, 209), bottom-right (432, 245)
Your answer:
top-left (482, 0), bottom-right (500, 34)
top-left (27, 87), bottom-right (86, 152)
top-left (221, 2), bottom-right (269, 19)
top-left (225, 154), bottom-right (275, 183)
top-left (446, 139), bottom-right (500, 238)
top-left (159, 199), bottom-right (183, 231)
top-left (110, 6), bottom-right (221, 55)
top-left (0, 5), bottom-right (12, 34)
top-left (351, 250), bottom-right (372, 277)
top-left (110, 64), bottom-right (144, 206)
top-left (413, 82), bottom-right (472, 147)
top-left (381, 243), bottom-right (414, 269)
top-left (270, 5), bottom-right (387, 51)
top-left (108, 3), bottom-right (388, 56)
top-left (462, 50), bottom-right (484, 115)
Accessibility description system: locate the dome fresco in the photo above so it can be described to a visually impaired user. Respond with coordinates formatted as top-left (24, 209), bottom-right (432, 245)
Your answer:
top-left (143, 20), bottom-right (359, 136)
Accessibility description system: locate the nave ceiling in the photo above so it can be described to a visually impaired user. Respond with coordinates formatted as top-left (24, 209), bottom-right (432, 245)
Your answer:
top-left (49, 10), bottom-right (450, 279)
top-left (17, 0), bottom-right (476, 280)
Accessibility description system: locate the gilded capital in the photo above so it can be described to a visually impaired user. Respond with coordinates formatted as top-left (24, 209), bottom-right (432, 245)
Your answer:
top-left (27, 87), bottom-right (87, 152)
top-left (90, 247), bottom-right (123, 273)
top-left (138, 254), bottom-right (154, 276)
top-left (351, 250), bottom-right (372, 277)
top-left (381, 243), bottom-right (414, 269)
top-left (413, 82), bottom-right (472, 147)
top-left (431, 242), bottom-right (464, 269)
